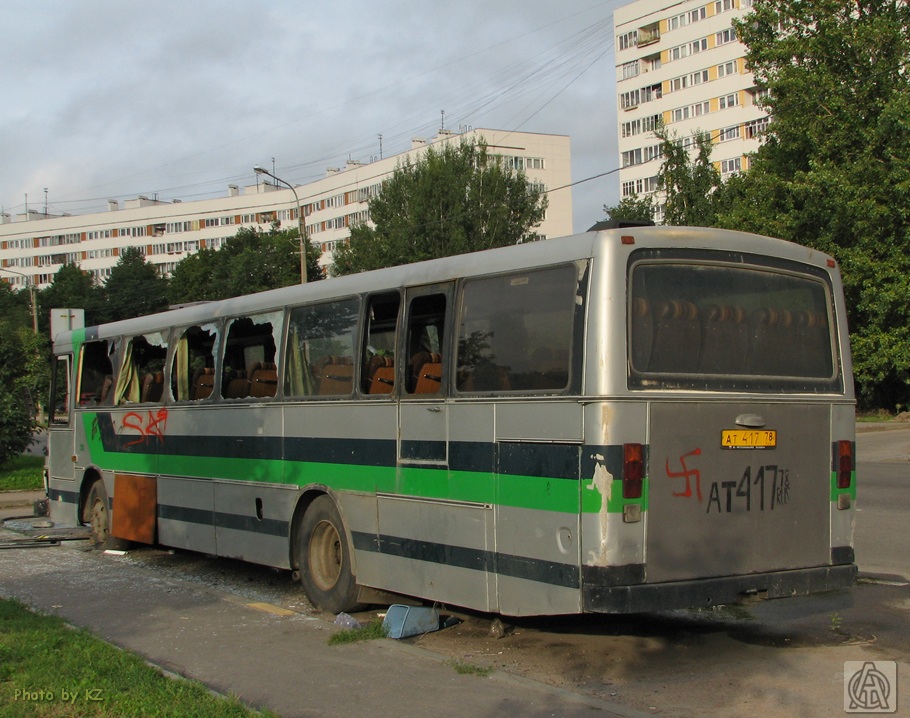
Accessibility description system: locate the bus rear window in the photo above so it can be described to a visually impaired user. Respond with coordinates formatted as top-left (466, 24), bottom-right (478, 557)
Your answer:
top-left (456, 265), bottom-right (578, 394)
top-left (629, 258), bottom-right (840, 391)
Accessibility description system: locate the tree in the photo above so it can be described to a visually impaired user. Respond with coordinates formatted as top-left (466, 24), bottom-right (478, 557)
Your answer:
top-left (0, 325), bottom-right (42, 464)
top-left (168, 224), bottom-right (322, 305)
top-left (101, 247), bottom-right (169, 322)
top-left (332, 140), bottom-right (548, 275)
top-left (716, 0), bottom-right (910, 409)
top-left (37, 263), bottom-right (103, 331)
top-left (655, 125), bottom-right (722, 227)
top-left (602, 194), bottom-right (655, 224)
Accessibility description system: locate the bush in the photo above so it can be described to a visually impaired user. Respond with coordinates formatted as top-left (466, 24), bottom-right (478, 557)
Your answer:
top-left (0, 393), bottom-right (33, 467)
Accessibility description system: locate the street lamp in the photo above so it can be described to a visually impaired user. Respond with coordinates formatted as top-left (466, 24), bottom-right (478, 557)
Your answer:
top-left (253, 166), bottom-right (308, 284)
top-left (0, 267), bottom-right (38, 333)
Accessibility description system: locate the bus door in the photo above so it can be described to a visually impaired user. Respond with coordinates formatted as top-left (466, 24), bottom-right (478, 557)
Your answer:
top-left (47, 354), bottom-right (76, 488)
top-left (380, 283), bottom-right (493, 608)
top-left (398, 284), bottom-right (452, 467)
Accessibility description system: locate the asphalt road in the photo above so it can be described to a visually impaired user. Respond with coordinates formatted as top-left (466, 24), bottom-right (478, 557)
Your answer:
top-left (855, 424), bottom-right (910, 578)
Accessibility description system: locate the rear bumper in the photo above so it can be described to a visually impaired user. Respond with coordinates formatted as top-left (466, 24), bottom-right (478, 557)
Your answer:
top-left (583, 563), bottom-right (857, 613)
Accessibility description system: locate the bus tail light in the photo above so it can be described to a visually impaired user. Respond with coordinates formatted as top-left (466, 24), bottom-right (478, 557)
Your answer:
top-left (623, 443), bottom-right (644, 499)
top-left (836, 440), bottom-right (853, 489)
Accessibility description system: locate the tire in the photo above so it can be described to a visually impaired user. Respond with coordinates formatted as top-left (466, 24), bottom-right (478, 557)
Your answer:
top-left (82, 479), bottom-right (130, 550)
top-left (297, 495), bottom-right (362, 614)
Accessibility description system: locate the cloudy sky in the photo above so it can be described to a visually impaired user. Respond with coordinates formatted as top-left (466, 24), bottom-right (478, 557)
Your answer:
top-left (1, 1), bottom-right (624, 233)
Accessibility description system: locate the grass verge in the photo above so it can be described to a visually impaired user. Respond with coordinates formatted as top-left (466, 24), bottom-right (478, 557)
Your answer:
top-left (0, 455), bottom-right (44, 492)
top-left (0, 598), bottom-right (275, 717)
top-left (327, 621), bottom-right (389, 645)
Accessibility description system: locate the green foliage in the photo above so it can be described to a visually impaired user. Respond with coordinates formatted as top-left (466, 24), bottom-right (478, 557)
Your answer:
top-left (332, 140), bottom-right (548, 275)
top-left (327, 620), bottom-right (389, 645)
top-left (0, 324), bottom-right (45, 457)
top-left (0, 281), bottom-right (33, 331)
top-left (448, 660), bottom-right (494, 677)
top-left (0, 393), bottom-right (32, 466)
top-left (0, 598), bottom-right (277, 716)
top-left (716, 0), bottom-right (910, 409)
top-left (37, 263), bottom-right (103, 331)
top-left (602, 194), bottom-right (655, 224)
top-left (168, 225), bottom-right (322, 304)
top-left (655, 124), bottom-right (722, 227)
top-left (100, 247), bottom-right (169, 323)
top-left (0, 454), bottom-right (43, 490)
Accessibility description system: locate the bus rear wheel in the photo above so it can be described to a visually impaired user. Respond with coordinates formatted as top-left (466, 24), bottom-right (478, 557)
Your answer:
top-left (297, 495), bottom-right (362, 614)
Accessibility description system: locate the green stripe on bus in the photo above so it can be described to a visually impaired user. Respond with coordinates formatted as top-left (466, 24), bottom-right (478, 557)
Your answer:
top-left (81, 413), bottom-right (648, 515)
top-left (830, 471), bottom-right (856, 501)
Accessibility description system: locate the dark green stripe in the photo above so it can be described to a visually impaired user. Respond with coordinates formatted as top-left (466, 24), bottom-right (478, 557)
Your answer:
top-left (352, 531), bottom-right (580, 589)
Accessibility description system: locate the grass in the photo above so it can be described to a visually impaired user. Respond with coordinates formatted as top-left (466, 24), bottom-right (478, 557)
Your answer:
top-left (0, 598), bottom-right (276, 717)
top-left (448, 660), bottom-right (494, 677)
top-left (327, 620), bottom-right (389, 645)
top-left (0, 455), bottom-right (44, 492)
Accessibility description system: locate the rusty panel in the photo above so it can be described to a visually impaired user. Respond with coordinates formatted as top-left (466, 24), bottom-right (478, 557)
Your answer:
top-left (111, 473), bottom-right (157, 544)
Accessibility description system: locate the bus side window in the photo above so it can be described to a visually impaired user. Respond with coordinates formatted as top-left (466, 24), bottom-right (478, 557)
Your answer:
top-left (361, 293), bottom-right (400, 395)
top-left (456, 266), bottom-right (576, 394)
top-left (171, 324), bottom-right (218, 402)
top-left (222, 312), bottom-right (281, 400)
top-left (78, 341), bottom-right (114, 406)
top-left (115, 333), bottom-right (168, 405)
top-left (405, 293), bottom-right (447, 395)
top-left (285, 298), bottom-right (360, 398)
top-left (50, 355), bottom-right (72, 424)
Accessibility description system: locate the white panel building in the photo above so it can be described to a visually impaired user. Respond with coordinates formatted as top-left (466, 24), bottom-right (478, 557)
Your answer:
top-left (0, 128), bottom-right (571, 290)
top-left (614, 0), bottom-right (768, 219)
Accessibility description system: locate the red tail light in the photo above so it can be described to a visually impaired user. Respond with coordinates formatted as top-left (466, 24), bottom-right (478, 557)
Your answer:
top-left (836, 440), bottom-right (853, 489)
top-left (623, 443), bottom-right (644, 499)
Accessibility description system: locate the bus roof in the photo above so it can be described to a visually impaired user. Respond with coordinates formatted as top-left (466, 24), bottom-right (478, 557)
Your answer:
top-left (53, 226), bottom-right (836, 349)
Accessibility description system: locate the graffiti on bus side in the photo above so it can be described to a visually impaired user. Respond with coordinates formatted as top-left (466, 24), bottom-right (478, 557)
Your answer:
top-left (121, 409), bottom-right (168, 447)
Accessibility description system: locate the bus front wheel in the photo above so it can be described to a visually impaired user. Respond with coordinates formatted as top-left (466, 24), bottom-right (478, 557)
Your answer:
top-left (82, 479), bottom-right (129, 550)
top-left (297, 495), bottom-right (362, 614)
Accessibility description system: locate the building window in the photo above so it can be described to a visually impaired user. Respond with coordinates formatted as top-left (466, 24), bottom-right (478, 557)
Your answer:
top-left (621, 60), bottom-right (640, 80)
top-left (620, 89), bottom-right (640, 109)
top-left (745, 117), bottom-right (770, 138)
top-left (714, 0), bottom-right (735, 13)
top-left (638, 22), bottom-right (660, 46)
top-left (716, 28), bottom-right (737, 46)
top-left (721, 157), bottom-right (742, 176)
top-left (717, 61), bottom-right (737, 78)
top-left (719, 125), bottom-right (741, 142)
top-left (719, 93), bottom-right (739, 109)
top-left (618, 30), bottom-right (638, 51)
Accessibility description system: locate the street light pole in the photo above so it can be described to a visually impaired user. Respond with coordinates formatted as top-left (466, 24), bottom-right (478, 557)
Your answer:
top-left (253, 166), bottom-right (308, 284)
top-left (0, 267), bottom-right (38, 333)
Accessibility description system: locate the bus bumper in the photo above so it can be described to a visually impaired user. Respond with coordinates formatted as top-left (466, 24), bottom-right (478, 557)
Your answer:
top-left (582, 563), bottom-right (857, 614)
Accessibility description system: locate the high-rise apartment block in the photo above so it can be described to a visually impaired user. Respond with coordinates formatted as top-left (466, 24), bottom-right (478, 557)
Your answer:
top-left (614, 0), bottom-right (768, 219)
top-left (0, 128), bottom-right (571, 291)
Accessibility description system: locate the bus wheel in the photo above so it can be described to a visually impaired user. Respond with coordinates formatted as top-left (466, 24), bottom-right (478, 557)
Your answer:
top-left (82, 479), bottom-right (128, 550)
top-left (298, 495), bottom-right (362, 614)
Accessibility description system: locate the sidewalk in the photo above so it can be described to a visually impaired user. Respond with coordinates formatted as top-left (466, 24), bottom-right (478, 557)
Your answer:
top-left (0, 489), bottom-right (44, 519)
top-left (0, 524), bottom-right (644, 718)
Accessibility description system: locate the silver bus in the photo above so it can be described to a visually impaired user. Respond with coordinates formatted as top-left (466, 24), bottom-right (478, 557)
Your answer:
top-left (45, 226), bottom-right (857, 615)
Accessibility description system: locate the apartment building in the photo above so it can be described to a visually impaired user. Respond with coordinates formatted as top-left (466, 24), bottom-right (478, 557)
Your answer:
top-left (0, 128), bottom-right (572, 290)
top-left (614, 0), bottom-right (768, 219)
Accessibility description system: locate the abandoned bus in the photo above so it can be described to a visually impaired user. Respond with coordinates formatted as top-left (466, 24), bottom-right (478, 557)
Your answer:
top-left (45, 226), bottom-right (856, 616)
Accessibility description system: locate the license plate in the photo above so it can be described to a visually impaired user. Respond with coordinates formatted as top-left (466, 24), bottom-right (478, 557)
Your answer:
top-left (721, 429), bottom-right (777, 449)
